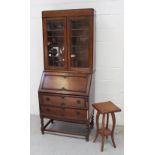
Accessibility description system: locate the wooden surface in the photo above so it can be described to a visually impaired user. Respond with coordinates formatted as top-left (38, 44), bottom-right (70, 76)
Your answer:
top-left (40, 106), bottom-right (87, 121)
top-left (39, 72), bottom-right (91, 96)
top-left (92, 101), bottom-right (121, 114)
top-left (42, 8), bottom-right (94, 17)
top-left (40, 95), bottom-right (86, 109)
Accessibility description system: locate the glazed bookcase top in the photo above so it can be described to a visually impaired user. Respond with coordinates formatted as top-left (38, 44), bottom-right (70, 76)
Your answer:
top-left (42, 8), bottom-right (94, 73)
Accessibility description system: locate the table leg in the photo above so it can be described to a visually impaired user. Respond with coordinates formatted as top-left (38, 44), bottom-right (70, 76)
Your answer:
top-left (40, 117), bottom-right (44, 134)
top-left (50, 119), bottom-right (54, 124)
top-left (86, 122), bottom-right (90, 141)
top-left (111, 112), bottom-right (116, 148)
top-left (101, 113), bottom-right (105, 152)
top-left (93, 111), bottom-right (100, 142)
top-left (90, 112), bottom-right (94, 129)
top-left (106, 113), bottom-right (109, 139)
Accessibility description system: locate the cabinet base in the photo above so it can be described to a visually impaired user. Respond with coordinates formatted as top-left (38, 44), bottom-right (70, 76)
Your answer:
top-left (40, 116), bottom-right (94, 141)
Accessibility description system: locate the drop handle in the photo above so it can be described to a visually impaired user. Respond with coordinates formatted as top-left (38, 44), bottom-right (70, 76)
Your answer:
top-left (77, 100), bottom-right (81, 104)
top-left (76, 111), bottom-right (80, 116)
top-left (61, 103), bottom-right (65, 106)
top-left (46, 108), bottom-right (50, 112)
top-left (46, 97), bottom-right (50, 101)
top-left (61, 87), bottom-right (67, 91)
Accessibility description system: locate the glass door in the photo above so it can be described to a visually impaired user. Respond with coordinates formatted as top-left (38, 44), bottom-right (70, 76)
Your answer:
top-left (44, 17), bottom-right (67, 69)
top-left (68, 16), bottom-right (90, 70)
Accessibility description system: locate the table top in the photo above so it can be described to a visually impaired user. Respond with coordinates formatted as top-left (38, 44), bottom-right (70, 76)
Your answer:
top-left (92, 101), bottom-right (121, 114)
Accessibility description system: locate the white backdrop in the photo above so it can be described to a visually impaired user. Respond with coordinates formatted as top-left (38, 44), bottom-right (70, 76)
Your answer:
top-left (30, 0), bottom-right (124, 125)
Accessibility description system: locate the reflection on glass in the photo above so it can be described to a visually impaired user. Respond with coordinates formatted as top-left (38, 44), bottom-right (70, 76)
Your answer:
top-left (70, 18), bottom-right (89, 68)
top-left (46, 20), bottom-right (65, 67)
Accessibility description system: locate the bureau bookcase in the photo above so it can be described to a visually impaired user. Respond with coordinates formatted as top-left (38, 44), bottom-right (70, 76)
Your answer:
top-left (38, 8), bottom-right (95, 141)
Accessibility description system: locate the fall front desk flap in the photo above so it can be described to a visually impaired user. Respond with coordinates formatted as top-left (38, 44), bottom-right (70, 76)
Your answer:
top-left (39, 72), bottom-right (91, 96)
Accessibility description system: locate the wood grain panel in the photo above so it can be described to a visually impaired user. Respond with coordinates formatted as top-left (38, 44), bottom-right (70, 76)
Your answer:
top-left (40, 95), bottom-right (86, 108)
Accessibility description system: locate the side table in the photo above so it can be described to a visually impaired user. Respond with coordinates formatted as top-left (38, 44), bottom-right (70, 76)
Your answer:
top-left (92, 101), bottom-right (121, 152)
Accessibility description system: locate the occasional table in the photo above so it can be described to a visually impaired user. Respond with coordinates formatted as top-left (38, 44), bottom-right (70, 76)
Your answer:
top-left (92, 101), bottom-right (121, 152)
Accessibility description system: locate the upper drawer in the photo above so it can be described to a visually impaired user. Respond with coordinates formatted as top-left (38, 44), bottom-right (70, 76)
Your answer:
top-left (39, 72), bottom-right (91, 96)
top-left (40, 95), bottom-right (86, 108)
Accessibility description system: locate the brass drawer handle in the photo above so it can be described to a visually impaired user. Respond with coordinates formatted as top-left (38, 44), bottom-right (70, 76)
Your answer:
top-left (46, 108), bottom-right (50, 112)
top-left (46, 97), bottom-right (50, 101)
top-left (61, 87), bottom-right (67, 91)
top-left (61, 102), bottom-right (65, 106)
top-left (76, 111), bottom-right (80, 116)
top-left (77, 100), bottom-right (81, 104)
top-left (61, 107), bottom-right (65, 110)
top-left (63, 76), bottom-right (67, 78)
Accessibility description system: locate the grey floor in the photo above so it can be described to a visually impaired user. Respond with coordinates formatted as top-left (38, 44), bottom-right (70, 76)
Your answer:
top-left (30, 115), bottom-right (124, 155)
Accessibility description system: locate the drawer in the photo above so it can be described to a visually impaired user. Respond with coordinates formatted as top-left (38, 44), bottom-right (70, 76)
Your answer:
top-left (65, 109), bottom-right (87, 120)
top-left (41, 95), bottom-right (63, 105)
top-left (40, 106), bottom-right (87, 121)
top-left (41, 106), bottom-right (65, 117)
top-left (40, 95), bottom-right (86, 108)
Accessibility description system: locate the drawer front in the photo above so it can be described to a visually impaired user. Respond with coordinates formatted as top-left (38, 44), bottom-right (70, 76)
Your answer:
top-left (65, 109), bottom-right (87, 120)
top-left (41, 106), bottom-right (65, 117)
top-left (40, 95), bottom-right (86, 108)
top-left (41, 95), bottom-right (63, 105)
top-left (40, 106), bottom-right (87, 121)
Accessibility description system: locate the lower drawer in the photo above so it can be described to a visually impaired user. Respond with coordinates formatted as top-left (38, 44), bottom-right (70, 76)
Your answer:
top-left (40, 106), bottom-right (87, 121)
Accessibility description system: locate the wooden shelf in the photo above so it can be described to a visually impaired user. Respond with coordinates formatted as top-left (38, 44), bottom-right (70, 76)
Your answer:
top-left (48, 36), bottom-right (64, 38)
top-left (47, 29), bottom-right (64, 31)
top-left (98, 128), bottom-right (111, 136)
top-left (72, 36), bottom-right (88, 38)
top-left (72, 29), bottom-right (88, 31)
top-left (71, 45), bottom-right (87, 48)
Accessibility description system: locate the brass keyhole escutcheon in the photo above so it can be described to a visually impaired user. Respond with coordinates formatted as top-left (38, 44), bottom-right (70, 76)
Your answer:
top-left (46, 97), bottom-right (50, 101)
top-left (76, 111), bottom-right (80, 115)
top-left (61, 87), bottom-right (66, 91)
top-left (46, 108), bottom-right (50, 112)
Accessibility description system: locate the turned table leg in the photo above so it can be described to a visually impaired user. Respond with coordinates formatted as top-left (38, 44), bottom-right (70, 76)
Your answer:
top-left (50, 119), bottom-right (54, 124)
top-left (101, 113), bottom-right (105, 152)
top-left (93, 111), bottom-right (100, 142)
top-left (40, 117), bottom-right (44, 134)
top-left (111, 112), bottom-right (116, 148)
top-left (86, 122), bottom-right (90, 141)
top-left (90, 112), bottom-right (94, 129)
top-left (106, 113), bottom-right (109, 139)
